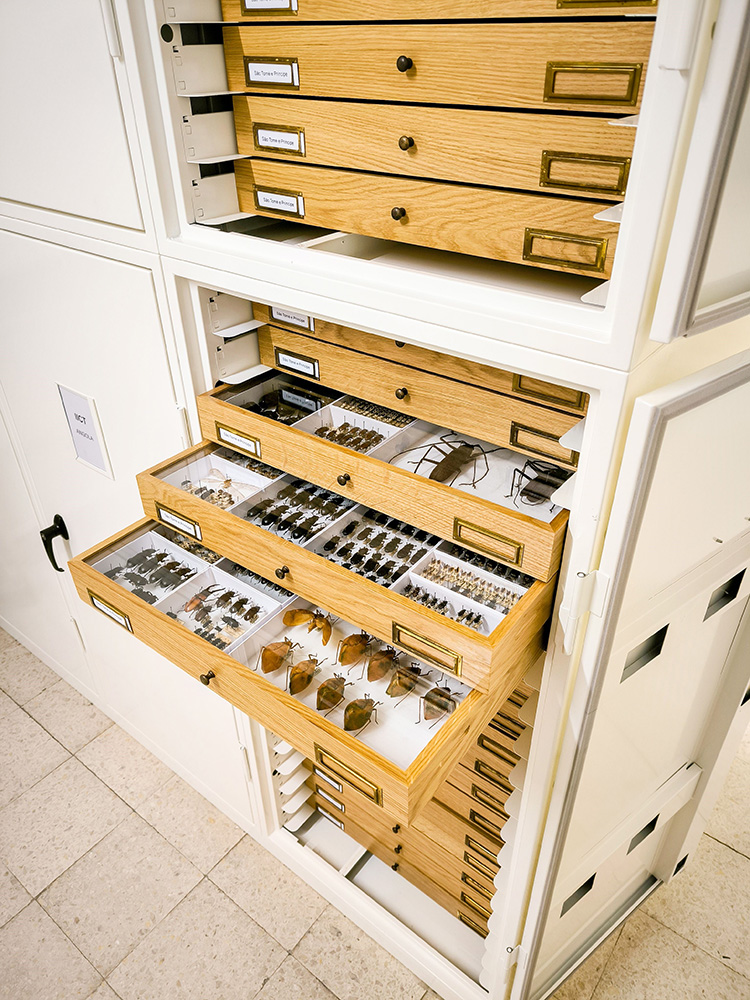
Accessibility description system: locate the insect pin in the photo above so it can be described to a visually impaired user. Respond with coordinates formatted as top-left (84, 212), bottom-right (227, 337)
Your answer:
top-left (282, 608), bottom-right (334, 646)
top-left (366, 646), bottom-right (400, 682)
top-left (288, 655), bottom-right (326, 695)
top-left (257, 637), bottom-right (300, 674)
top-left (337, 631), bottom-right (370, 669)
top-left (316, 674), bottom-right (349, 713)
top-left (344, 696), bottom-right (381, 734)
top-left (419, 685), bottom-right (458, 726)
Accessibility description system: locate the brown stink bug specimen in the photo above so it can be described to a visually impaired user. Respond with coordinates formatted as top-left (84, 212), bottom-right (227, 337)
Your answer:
top-left (344, 696), bottom-right (380, 733)
top-left (386, 663), bottom-right (422, 698)
top-left (257, 637), bottom-right (299, 674)
top-left (316, 674), bottom-right (348, 712)
top-left (282, 608), bottom-right (334, 645)
top-left (337, 631), bottom-right (370, 668)
top-left (367, 646), bottom-right (399, 682)
top-left (288, 655), bottom-right (323, 695)
top-left (421, 685), bottom-right (458, 724)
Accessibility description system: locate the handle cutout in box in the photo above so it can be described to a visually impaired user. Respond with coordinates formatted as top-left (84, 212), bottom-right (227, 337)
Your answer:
top-left (544, 62), bottom-right (643, 107)
top-left (452, 518), bottom-right (524, 568)
top-left (627, 814), bottom-right (659, 854)
top-left (391, 623), bottom-right (462, 677)
top-left (540, 150), bottom-right (631, 198)
top-left (621, 624), bottom-right (668, 683)
top-left (523, 228), bottom-right (609, 276)
top-left (314, 745), bottom-right (383, 806)
top-left (561, 873), bottom-right (595, 917)
top-left (704, 569), bottom-right (746, 621)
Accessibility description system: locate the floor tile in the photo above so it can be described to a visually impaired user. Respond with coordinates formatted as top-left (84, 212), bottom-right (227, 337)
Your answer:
top-left (0, 705), bottom-right (69, 809)
top-left (0, 757), bottom-right (130, 896)
top-left (591, 910), bottom-right (749, 1000)
top-left (39, 812), bottom-right (202, 976)
top-left (0, 629), bottom-right (18, 654)
top-left (550, 927), bottom-right (621, 1000)
top-left (0, 644), bottom-right (59, 705)
top-left (0, 688), bottom-right (16, 719)
top-left (108, 879), bottom-right (285, 1000)
top-left (0, 860), bottom-right (30, 927)
top-left (738, 721), bottom-right (750, 766)
top-left (87, 985), bottom-right (120, 1000)
top-left (137, 774), bottom-right (243, 874)
top-left (707, 757), bottom-right (750, 859)
top-left (0, 901), bottom-right (101, 1000)
top-left (642, 835), bottom-right (750, 978)
top-left (253, 955), bottom-right (336, 1000)
top-left (77, 726), bottom-right (172, 809)
top-left (25, 680), bottom-right (112, 754)
top-left (294, 905), bottom-right (425, 1000)
top-left (210, 835), bottom-right (327, 950)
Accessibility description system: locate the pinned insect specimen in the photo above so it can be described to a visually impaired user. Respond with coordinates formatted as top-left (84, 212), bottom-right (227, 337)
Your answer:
top-left (214, 590), bottom-right (237, 609)
top-left (282, 608), bottom-right (334, 645)
top-left (131, 587), bottom-right (157, 604)
top-left (317, 674), bottom-right (349, 712)
top-left (419, 685), bottom-right (458, 725)
top-left (288, 654), bottom-right (324, 695)
top-left (386, 663), bottom-right (423, 698)
top-left (367, 646), bottom-right (400, 681)
top-left (337, 632), bottom-right (370, 668)
top-left (183, 584), bottom-right (222, 615)
top-left (508, 459), bottom-right (572, 508)
top-left (390, 431), bottom-right (501, 489)
top-left (126, 548), bottom-right (156, 568)
top-left (344, 696), bottom-right (380, 733)
top-left (258, 637), bottom-right (300, 674)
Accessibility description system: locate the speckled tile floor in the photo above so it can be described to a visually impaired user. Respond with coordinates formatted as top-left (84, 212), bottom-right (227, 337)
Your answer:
top-left (0, 627), bottom-right (748, 1000)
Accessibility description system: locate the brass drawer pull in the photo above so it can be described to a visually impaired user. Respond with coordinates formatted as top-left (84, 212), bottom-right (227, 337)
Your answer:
top-left (396, 55), bottom-right (413, 72)
top-left (475, 758), bottom-right (516, 789)
top-left (544, 61), bottom-right (643, 107)
top-left (465, 836), bottom-right (500, 867)
top-left (470, 808), bottom-right (505, 841)
top-left (558, 0), bottom-right (657, 8)
top-left (314, 745), bottom-right (383, 806)
top-left (510, 420), bottom-right (580, 467)
top-left (464, 851), bottom-right (498, 881)
top-left (200, 670), bottom-right (216, 686)
top-left (392, 623), bottom-right (462, 676)
top-left (88, 591), bottom-right (133, 633)
top-left (458, 912), bottom-right (488, 937)
top-left (523, 228), bottom-right (609, 276)
top-left (398, 135), bottom-right (415, 150)
top-left (391, 207), bottom-right (407, 221)
top-left (461, 873), bottom-right (493, 902)
top-left (511, 374), bottom-right (586, 412)
top-left (452, 519), bottom-right (524, 568)
top-left (540, 150), bottom-right (631, 198)
top-left (478, 733), bottom-right (518, 759)
top-left (461, 891), bottom-right (492, 921)
top-left (472, 784), bottom-right (510, 816)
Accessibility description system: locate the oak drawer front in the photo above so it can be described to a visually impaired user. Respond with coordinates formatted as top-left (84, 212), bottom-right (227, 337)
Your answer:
top-left (234, 97), bottom-right (635, 200)
top-left (197, 381), bottom-right (569, 582)
top-left (252, 304), bottom-right (589, 418)
top-left (222, 1), bottom-right (657, 22)
top-left (257, 326), bottom-right (581, 466)
top-left (435, 771), bottom-right (510, 829)
top-left (137, 442), bottom-right (556, 693)
top-left (223, 23), bottom-right (653, 114)
top-left (236, 160), bottom-right (620, 279)
top-left (413, 798), bottom-right (504, 863)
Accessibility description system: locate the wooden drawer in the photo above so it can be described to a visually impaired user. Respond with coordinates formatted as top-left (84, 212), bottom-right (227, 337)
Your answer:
top-left (256, 326), bottom-right (582, 467)
top-left (136, 442), bottom-right (556, 692)
top-left (69, 518), bottom-right (545, 825)
top-left (222, 1), bottom-right (657, 22)
top-left (233, 97), bottom-right (635, 200)
top-left (413, 797), bottom-right (504, 863)
top-left (223, 23), bottom-right (654, 114)
top-left (432, 782), bottom-right (509, 843)
top-left (197, 372), bottom-right (569, 582)
top-left (235, 160), bottom-right (621, 278)
top-left (252, 303), bottom-right (589, 418)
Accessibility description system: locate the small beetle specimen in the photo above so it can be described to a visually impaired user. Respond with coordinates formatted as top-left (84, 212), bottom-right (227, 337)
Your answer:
top-left (509, 459), bottom-right (572, 508)
top-left (184, 584), bottom-right (222, 615)
top-left (344, 696), bottom-right (380, 733)
top-left (282, 608), bottom-right (334, 645)
top-left (367, 646), bottom-right (400, 681)
top-left (317, 674), bottom-right (348, 712)
top-left (337, 632), bottom-right (370, 668)
top-left (258, 637), bottom-right (300, 674)
top-left (288, 654), bottom-right (324, 695)
top-left (389, 431), bottom-right (501, 489)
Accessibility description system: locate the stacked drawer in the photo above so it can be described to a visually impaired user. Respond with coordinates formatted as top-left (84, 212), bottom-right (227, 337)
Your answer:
top-left (309, 675), bottom-right (538, 936)
top-left (221, 3), bottom-right (657, 275)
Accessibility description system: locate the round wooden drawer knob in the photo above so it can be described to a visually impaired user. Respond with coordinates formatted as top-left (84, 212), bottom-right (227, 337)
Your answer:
top-left (396, 55), bottom-right (413, 73)
top-left (275, 566), bottom-right (290, 580)
top-left (395, 387), bottom-right (409, 400)
top-left (391, 207), bottom-right (407, 221)
top-left (200, 670), bottom-right (215, 686)
top-left (337, 473), bottom-right (351, 487)
top-left (398, 135), bottom-right (415, 150)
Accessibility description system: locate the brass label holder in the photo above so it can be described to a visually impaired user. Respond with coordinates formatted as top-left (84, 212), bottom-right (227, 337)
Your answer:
top-left (452, 518), bottom-right (524, 568)
top-left (253, 122), bottom-right (306, 157)
top-left (511, 373), bottom-right (587, 412)
top-left (510, 420), bottom-right (580, 467)
top-left (88, 590), bottom-right (133, 633)
top-left (391, 623), bottom-right (463, 677)
top-left (557, 0), bottom-right (656, 7)
top-left (243, 55), bottom-right (300, 90)
top-left (252, 185), bottom-right (305, 218)
top-left (544, 61), bottom-right (643, 107)
top-left (241, 0), bottom-right (299, 14)
top-left (273, 345), bottom-right (320, 380)
top-left (154, 502), bottom-right (203, 542)
top-left (314, 745), bottom-right (383, 806)
top-left (540, 150), bottom-right (631, 198)
top-left (458, 912), bottom-right (488, 937)
top-left (215, 422), bottom-right (262, 460)
top-left (460, 891), bottom-right (492, 922)
top-left (523, 228), bottom-right (609, 275)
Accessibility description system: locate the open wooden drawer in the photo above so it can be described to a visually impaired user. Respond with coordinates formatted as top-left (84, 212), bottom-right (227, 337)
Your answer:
top-left (197, 369), bottom-right (570, 582)
top-left (135, 441), bottom-right (556, 692)
top-left (68, 518), bottom-right (545, 823)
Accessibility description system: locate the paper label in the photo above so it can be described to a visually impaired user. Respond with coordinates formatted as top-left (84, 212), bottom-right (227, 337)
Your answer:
top-left (216, 425), bottom-right (261, 458)
top-left (271, 306), bottom-right (314, 330)
top-left (58, 385), bottom-right (113, 477)
top-left (275, 349), bottom-right (320, 379)
top-left (245, 60), bottom-right (299, 87)
top-left (317, 806), bottom-right (345, 829)
top-left (255, 189), bottom-right (304, 216)
top-left (243, 0), bottom-right (297, 10)
top-left (255, 127), bottom-right (305, 155)
top-left (280, 389), bottom-right (321, 412)
top-left (312, 766), bottom-right (342, 792)
top-left (89, 594), bottom-right (132, 632)
top-left (156, 504), bottom-right (202, 541)
top-left (315, 787), bottom-right (344, 811)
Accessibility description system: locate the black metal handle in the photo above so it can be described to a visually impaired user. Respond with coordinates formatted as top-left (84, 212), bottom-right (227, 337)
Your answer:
top-left (395, 342), bottom-right (405, 348)
top-left (200, 670), bottom-right (216, 686)
top-left (398, 135), bottom-right (415, 150)
top-left (395, 387), bottom-right (409, 400)
top-left (391, 207), bottom-right (407, 221)
top-left (276, 566), bottom-right (290, 580)
top-left (40, 515), bottom-right (69, 573)
top-left (337, 473), bottom-right (351, 487)
top-left (391, 862), bottom-right (400, 870)
top-left (396, 55), bottom-right (413, 72)
top-left (394, 844), bottom-right (403, 854)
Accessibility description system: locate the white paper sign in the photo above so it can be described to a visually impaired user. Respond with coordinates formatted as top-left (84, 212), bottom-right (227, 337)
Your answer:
top-left (246, 60), bottom-right (299, 87)
top-left (271, 306), bottom-right (314, 330)
top-left (243, 0), bottom-right (297, 10)
top-left (90, 594), bottom-right (132, 632)
top-left (156, 504), bottom-right (203, 541)
top-left (280, 389), bottom-right (321, 412)
top-left (58, 385), bottom-right (113, 477)
top-left (256, 189), bottom-right (305, 216)
top-left (256, 127), bottom-right (305, 155)
top-left (217, 425), bottom-right (261, 457)
top-left (276, 350), bottom-right (320, 379)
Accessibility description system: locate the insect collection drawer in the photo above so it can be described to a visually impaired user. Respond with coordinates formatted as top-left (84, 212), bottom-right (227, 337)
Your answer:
top-left (197, 369), bottom-right (571, 582)
top-left (135, 441), bottom-right (555, 692)
top-left (234, 160), bottom-right (621, 277)
top-left (69, 519), bottom-right (544, 824)
top-left (223, 23), bottom-right (654, 113)
top-left (232, 97), bottom-right (636, 200)
top-left (222, 1), bottom-right (658, 23)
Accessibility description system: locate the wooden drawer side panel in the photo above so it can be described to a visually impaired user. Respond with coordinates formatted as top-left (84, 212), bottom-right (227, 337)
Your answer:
top-left (222, 1), bottom-right (658, 21)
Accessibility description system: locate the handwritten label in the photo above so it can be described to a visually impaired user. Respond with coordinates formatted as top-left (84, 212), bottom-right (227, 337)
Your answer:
top-left (242, 0), bottom-right (297, 10)
top-left (255, 126), bottom-right (305, 155)
top-left (58, 385), bottom-right (113, 477)
top-left (156, 504), bottom-right (202, 541)
top-left (245, 60), bottom-right (299, 88)
top-left (275, 349), bottom-right (320, 380)
top-left (271, 306), bottom-right (314, 330)
top-left (89, 593), bottom-right (132, 632)
top-left (280, 389), bottom-right (321, 412)
top-left (255, 189), bottom-right (304, 216)
top-left (216, 425), bottom-right (261, 458)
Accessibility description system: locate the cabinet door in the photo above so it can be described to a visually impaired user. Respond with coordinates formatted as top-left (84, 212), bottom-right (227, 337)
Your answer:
top-left (0, 1), bottom-right (143, 230)
top-left (651, 1), bottom-right (750, 342)
top-left (523, 349), bottom-right (750, 996)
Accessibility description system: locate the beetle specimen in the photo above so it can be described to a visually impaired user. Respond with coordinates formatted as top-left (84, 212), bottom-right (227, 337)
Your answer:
top-left (337, 631), bottom-right (370, 667)
top-left (292, 515), bottom-right (319, 540)
top-left (344, 696), bottom-right (380, 733)
top-left (242, 604), bottom-right (261, 623)
top-left (257, 637), bottom-right (300, 674)
top-left (391, 432), bottom-right (501, 489)
top-left (282, 608), bottom-right (334, 645)
top-left (214, 590), bottom-right (236, 609)
top-left (184, 584), bottom-right (222, 614)
top-left (316, 674), bottom-right (348, 712)
top-left (288, 654), bottom-right (324, 695)
top-left (367, 646), bottom-right (400, 681)
top-left (342, 520), bottom-right (359, 537)
top-left (131, 587), bottom-right (157, 604)
top-left (126, 548), bottom-right (156, 568)
top-left (508, 459), bottom-right (572, 508)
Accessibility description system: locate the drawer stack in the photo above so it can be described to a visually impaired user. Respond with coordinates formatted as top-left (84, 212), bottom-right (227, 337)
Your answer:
top-left (221, 3), bottom-right (657, 275)
top-left (308, 672), bottom-right (539, 937)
